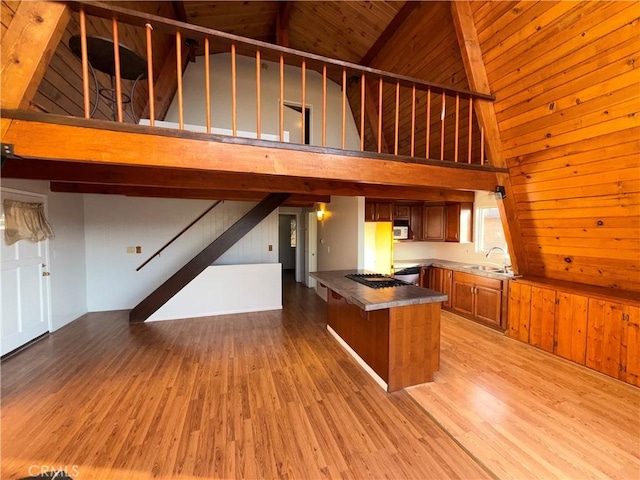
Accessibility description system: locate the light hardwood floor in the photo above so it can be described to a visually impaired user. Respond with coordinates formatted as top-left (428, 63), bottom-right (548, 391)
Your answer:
top-left (1, 278), bottom-right (488, 480)
top-left (408, 311), bottom-right (640, 480)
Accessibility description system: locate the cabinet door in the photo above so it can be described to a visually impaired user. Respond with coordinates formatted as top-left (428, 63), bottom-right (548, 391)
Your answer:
top-left (508, 282), bottom-right (532, 342)
top-left (554, 291), bottom-right (589, 364)
top-left (364, 202), bottom-right (375, 222)
top-left (394, 205), bottom-right (410, 219)
top-left (475, 285), bottom-right (502, 327)
top-left (452, 278), bottom-right (474, 317)
top-left (410, 206), bottom-right (423, 240)
top-left (376, 203), bottom-right (393, 222)
top-left (586, 298), bottom-right (624, 379)
top-left (445, 204), bottom-right (461, 242)
top-left (419, 267), bottom-right (429, 287)
top-left (529, 286), bottom-right (556, 353)
top-left (423, 206), bottom-right (445, 241)
top-left (620, 305), bottom-right (640, 386)
top-left (429, 267), bottom-right (452, 309)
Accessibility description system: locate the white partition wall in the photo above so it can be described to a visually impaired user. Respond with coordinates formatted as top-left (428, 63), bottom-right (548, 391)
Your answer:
top-left (148, 263), bottom-right (282, 322)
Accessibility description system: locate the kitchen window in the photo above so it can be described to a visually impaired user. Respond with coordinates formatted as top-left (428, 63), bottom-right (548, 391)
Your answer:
top-left (476, 207), bottom-right (507, 253)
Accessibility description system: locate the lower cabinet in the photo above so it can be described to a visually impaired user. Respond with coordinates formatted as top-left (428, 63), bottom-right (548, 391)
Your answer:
top-left (429, 267), bottom-right (452, 309)
top-left (507, 279), bottom-right (640, 387)
top-left (452, 271), bottom-right (503, 328)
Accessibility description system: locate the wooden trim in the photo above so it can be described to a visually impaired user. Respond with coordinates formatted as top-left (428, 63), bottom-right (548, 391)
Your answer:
top-left (49, 182), bottom-right (328, 206)
top-left (4, 158), bottom-right (477, 203)
top-left (129, 192), bottom-right (290, 323)
top-left (451, 0), bottom-right (528, 275)
top-left (112, 17), bottom-right (123, 122)
top-left (145, 23), bottom-right (155, 126)
top-left (79, 8), bottom-right (90, 118)
top-left (0, 1), bottom-right (70, 110)
top-left (1, 113), bottom-right (503, 192)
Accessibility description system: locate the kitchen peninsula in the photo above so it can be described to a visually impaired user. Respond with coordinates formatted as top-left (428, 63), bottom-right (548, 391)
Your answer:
top-left (311, 270), bottom-right (447, 392)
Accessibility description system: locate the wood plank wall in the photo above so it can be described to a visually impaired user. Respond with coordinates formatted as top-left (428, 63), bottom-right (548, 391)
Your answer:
top-left (349, 1), bottom-right (483, 163)
top-left (469, 1), bottom-right (640, 291)
top-left (2, 1), bottom-right (176, 122)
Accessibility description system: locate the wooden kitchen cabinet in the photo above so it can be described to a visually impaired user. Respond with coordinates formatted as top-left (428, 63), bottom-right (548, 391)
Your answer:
top-left (394, 204), bottom-right (410, 219)
top-left (419, 267), bottom-right (430, 288)
top-left (410, 206), bottom-right (423, 240)
top-left (365, 201), bottom-right (393, 222)
top-left (429, 267), bottom-right (452, 309)
top-left (452, 271), bottom-right (502, 328)
top-left (445, 203), bottom-right (473, 243)
top-left (508, 283), bottom-right (556, 351)
top-left (620, 305), bottom-right (640, 386)
top-left (555, 291), bottom-right (589, 364)
top-left (507, 278), bottom-right (640, 387)
top-left (423, 205), bottom-right (445, 241)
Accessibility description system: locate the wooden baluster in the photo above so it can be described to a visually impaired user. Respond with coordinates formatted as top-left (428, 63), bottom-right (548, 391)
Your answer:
top-left (411, 84), bottom-right (416, 157)
top-left (377, 77), bottom-right (383, 154)
top-left (256, 49), bottom-right (261, 139)
top-left (231, 43), bottom-right (237, 136)
top-left (145, 23), bottom-right (154, 126)
top-left (426, 88), bottom-right (431, 159)
top-left (79, 8), bottom-right (90, 118)
top-left (468, 97), bottom-right (473, 164)
top-left (360, 73), bottom-right (365, 151)
top-left (204, 37), bottom-right (211, 134)
top-left (280, 54), bottom-right (284, 142)
top-left (112, 17), bottom-right (123, 122)
top-left (176, 31), bottom-right (184, 130)
top-left (440, 91), bottom-right (446, 161)
top-left (394, 81), bottom-right (399, 155)
top-left (322, 64), bottom-right (326, 147)
top-left (480, 126), bottom-right (485, 165)
top-left (301, 60), bottom-right (306, 144)
top-left (454, 93), bottom-right (460, 162)
top-left (342, 69), bottom-right (346, 149)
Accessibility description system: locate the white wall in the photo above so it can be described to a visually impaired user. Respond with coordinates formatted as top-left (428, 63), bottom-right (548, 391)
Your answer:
top-left (315, 195), bottom-right (364, 299)
top-left (165, 53), bottom-right (361, 150)
top-left (393, 191), bottom-right (510, 266)
top-left (84, 195), bottom-right (279, 311)
top-left (0, 179), bottom-right (87, 330)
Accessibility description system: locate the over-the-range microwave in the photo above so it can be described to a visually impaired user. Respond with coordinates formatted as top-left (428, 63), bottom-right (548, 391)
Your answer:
top-left (393, 225), bottom-right (409, 240)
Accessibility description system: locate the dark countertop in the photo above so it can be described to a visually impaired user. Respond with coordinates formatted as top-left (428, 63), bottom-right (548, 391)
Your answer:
top-left (393, 258), bottom-right (516, 280)
top-left (311, 270), bottom-right (448, 311)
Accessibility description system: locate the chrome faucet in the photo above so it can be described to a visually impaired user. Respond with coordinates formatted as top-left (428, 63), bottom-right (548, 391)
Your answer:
top-left (486, 246), bottom-right (510, 273)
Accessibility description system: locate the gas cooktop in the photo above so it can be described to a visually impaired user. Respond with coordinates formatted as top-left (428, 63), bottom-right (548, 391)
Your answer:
top-left (345, 273), bottom-right (411, 289)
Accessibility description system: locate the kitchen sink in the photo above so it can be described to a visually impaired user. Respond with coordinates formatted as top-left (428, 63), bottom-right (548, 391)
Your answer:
top-left (462, 265), bottom-right (503, 272)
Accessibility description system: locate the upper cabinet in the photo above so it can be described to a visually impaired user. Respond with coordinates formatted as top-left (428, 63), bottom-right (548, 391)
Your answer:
top-left (365, 201), bottom-right (393, 222)
top-left (423, 205), bottom-right (445, 241)
top-left (444, 203), bottom-right (473, 243)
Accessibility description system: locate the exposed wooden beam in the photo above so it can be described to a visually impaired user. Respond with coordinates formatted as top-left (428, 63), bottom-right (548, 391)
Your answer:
top-left (142, 42), bottom-right (190, 121)
top-left (171, 0), bottom-right (187, 22)
top-left (359, 2), bottom-right (420, 66)
top-left (0, 1), bottom-right (70, 111)
top-left (49, 182), bottom-right (328, 206)
top-left (2, 115), bottom-right (501, 192)
top-left (451, 0), bottom-right (528, 275)
top-left (276, 1), bottom-right (294, 47)
top-left (4, 158), bottom-right (476, 202)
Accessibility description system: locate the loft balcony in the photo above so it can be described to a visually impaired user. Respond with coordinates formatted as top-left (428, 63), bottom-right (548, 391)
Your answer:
top-left (1, 1), bottom-right (506, 204)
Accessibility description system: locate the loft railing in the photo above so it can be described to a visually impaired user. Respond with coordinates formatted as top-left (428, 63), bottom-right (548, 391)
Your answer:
top-left (64, 0), bottom-right (494, 166)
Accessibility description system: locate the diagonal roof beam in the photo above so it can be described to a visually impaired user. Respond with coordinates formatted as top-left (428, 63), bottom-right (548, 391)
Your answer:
top-left (451, 0), bottom-right (528, 275)
top-left (276, 1), bottom-right (294, 47)
top-left (359, 2), bottom-right (420, 66)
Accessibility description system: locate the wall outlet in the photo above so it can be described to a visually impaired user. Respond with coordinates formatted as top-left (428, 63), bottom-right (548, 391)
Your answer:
top-left (268, 244), bottom-right (273, 251)
top-left (126, 246), bottom-right (135, 254)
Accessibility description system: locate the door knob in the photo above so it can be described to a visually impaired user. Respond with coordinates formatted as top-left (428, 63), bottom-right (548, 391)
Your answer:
top-left (42, 272), bottom-right (50, 277)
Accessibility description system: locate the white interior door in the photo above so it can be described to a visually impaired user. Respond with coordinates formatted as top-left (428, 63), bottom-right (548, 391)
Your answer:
top-left (1, 189), bottom-right (51, 355)
top-left (306, 212), bottom-right (317, 288)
